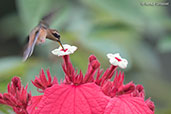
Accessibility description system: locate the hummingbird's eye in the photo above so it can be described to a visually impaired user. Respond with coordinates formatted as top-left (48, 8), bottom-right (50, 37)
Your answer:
top-left (52, 33), bottom-right (60, 39)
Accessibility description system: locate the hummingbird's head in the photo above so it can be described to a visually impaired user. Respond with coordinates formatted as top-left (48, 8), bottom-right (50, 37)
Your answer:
top-left (50, 29), bottom-right (64, 49)
top-left (51, 30), bottom-right (61, 40)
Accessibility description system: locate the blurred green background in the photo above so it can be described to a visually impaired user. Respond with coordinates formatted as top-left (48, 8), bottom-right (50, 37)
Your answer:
top-left (0, 0), bottom-right (171, 113)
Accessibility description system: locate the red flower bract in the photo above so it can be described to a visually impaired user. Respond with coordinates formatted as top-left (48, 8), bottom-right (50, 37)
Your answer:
top-left (104, 95), bottom-right (153, 114)
top-left (0, 54), bottom-right (155, 114)
top-left (31, 69), bottom-right (58, 93)
top-left (34, 83), bottom-right (109, 114)
top-left (29, 55), bottom-right (109, 114)
top-left (27, 95), bottom-right (43, 114)
top-left (0, 77), bottom-right (31, 114)
top-left (94, 63), bottom-right (154, 114)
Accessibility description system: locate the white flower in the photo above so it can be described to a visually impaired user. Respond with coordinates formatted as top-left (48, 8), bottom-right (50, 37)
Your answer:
top-left (107, 53), bottom-right (128, 69)
top-left (51, 44), bottom-right (77, 56)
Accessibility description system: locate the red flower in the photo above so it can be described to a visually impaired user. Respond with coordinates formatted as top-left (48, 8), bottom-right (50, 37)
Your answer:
top-left (27, 95), bottom-right (43, 114)
top-left (96, 70), bottom-right (154, 114)
top-left (0, 77), bottom-right (31, 114)
top-left (0, 54), bottom-right (155, 114)
top-left (31, 69), bottom-right (58, 93)
top-left (104, 95), bottom-right (153, 114)
top-left (94, 62), bottom-right (154, 114)
top-left (33, 83), bottom-right (109, 114)
top-left (28, 55), bottom-right (109, 114)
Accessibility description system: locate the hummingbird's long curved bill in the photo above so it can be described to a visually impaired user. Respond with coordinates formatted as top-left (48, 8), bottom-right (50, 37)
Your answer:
top-left (57, 40), bottom-right (64, 49)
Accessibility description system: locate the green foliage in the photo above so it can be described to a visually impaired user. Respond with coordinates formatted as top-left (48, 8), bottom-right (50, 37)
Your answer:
top-left (0, 105), bottom-right (13, 114)
top-left (158, 36), bottom-right (171, 52)
top-left (0, 57), bottom-right (27, 92)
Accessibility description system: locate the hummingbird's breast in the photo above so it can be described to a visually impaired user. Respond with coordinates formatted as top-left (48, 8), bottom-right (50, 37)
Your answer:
top-left (36, 27), bottom-right (47, 44)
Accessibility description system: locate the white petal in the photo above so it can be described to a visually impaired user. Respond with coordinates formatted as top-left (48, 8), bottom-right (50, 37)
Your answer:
top-left (110, 59), bottom-right (118, 66)
top-left (107, 53), bottom-right (114, 59)
top-left (118, 59), bottom-right (128, 69)
top-left (51, 44), bottom-right (78, 56)
top-left (70, 46), bottom-right (77, 53)
top-left (107, 53), bottom-right (128, 69)
top-left (51, 49), bottom-right (60, 55)
top-left (114, 53), bottom-right (121, 59)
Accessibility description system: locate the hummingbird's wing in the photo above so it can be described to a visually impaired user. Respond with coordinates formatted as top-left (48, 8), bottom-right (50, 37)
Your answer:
top-left (23, 28), bottom-right (40, 62)
top-left (40, 8), bottom-right (60, 27)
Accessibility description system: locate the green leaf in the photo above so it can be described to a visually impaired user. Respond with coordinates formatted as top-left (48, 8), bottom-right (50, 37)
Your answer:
top-left (17, 0), bottom-right (51, 24)
top-left (81, 0), bottom-right (144, 26)
top-left (0, 57), bottom-right (21, 74)
top-left (157, 36), bottom-right (171, 53)
top-left (0, 105), bottom-right (13, 114)
top-left (0, 56), bottom-right (28, 92)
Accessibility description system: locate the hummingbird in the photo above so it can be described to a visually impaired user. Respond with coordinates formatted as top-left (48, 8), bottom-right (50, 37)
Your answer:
top-left (23, 9), bottom-right (64, 61)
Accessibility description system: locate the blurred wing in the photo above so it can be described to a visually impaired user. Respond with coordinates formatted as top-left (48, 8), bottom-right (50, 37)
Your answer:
top-left (23, 30), bottom-right (40, 62)
top-left (40, 8), bottom-right (60, 27)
